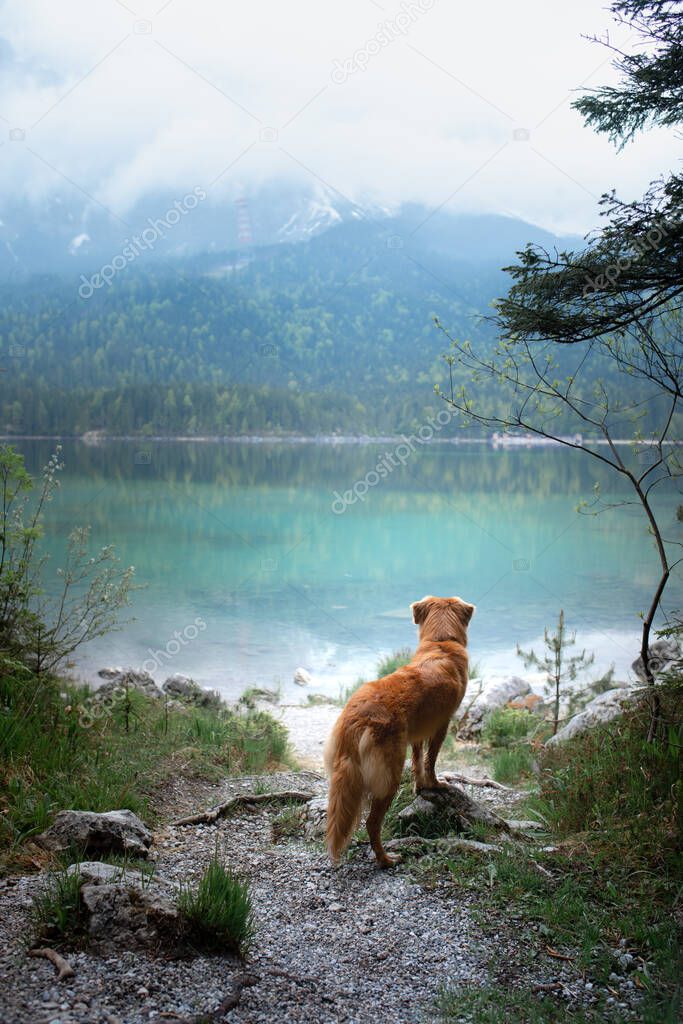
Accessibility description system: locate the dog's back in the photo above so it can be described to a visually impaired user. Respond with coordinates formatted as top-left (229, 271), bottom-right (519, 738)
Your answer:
top-left (325, 595), bottom-right (473, 867)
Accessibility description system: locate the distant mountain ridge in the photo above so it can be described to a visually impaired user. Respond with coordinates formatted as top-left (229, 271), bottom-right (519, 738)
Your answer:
top-left (0, 184), bottom-right (595, 438)
top-left (0, 182), bottom-right (582, 278)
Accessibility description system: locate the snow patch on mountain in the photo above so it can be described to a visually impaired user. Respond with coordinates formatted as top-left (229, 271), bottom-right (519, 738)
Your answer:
top-left (68, 232), bottom-right (91, 254)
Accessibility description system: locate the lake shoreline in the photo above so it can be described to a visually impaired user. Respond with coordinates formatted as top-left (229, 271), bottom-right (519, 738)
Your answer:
top-left (0, 433), bottom-right (670, 446)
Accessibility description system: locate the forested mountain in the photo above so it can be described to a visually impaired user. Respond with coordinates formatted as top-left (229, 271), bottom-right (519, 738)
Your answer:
top-left (1, 203), bottom-right (629, 437)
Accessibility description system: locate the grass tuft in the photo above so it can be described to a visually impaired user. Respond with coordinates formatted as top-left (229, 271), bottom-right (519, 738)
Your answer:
top-left (491, 745), bottom-right (535, 783)
top-left (339, 647), bottom-right (413, 704)
top-left (31, 867), bottom-right (88, 948)
top-left (178, 854), bottom-right (254, 956)
top-left (437, 981), bottom-right (622, 1023)
top-left (482, 707), bottom-right (536, 748)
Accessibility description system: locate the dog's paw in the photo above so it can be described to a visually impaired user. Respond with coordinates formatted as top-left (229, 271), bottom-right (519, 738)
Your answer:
top-left (421, 778), bottom-right (450, 792)
top-left (378, 853), bottom-right (402, 869)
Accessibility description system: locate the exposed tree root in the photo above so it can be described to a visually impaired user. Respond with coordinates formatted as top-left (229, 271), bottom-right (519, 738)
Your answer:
top-left (28, 947), bottom-right (75, 981)
top-left (172, 790), bottom-right (314, 826)
top-left (440, 771), bottom-right (512, 791)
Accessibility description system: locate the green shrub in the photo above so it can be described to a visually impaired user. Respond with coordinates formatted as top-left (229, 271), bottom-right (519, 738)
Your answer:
top-left (178, 854), bottom-right (254, 956)
top-left (482, 707), bottom-right (535, 748)
top-left (0, 446), bottom-right (135, 676)
top-left (491, 745), bottom-right (534, 783)
top-left (468, 659), bottom-right (482, 679)
top-left (272, 804), bottom-right (305, 841)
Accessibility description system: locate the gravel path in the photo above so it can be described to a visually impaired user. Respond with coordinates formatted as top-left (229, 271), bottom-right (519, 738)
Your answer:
top-left (0, 768), bottom-right (499, 1024)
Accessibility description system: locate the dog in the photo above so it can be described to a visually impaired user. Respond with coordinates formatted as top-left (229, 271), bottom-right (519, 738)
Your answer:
top-left (323, 594), bottom-right (474, 868)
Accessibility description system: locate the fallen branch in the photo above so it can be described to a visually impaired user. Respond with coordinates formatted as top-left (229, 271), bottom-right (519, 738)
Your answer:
top-left (172, 790), bottom-right (314, 826)
top-left (213, 973), bottom-right (259, 1016)
top-left (440, 771), bottom-right (512, 791)
top-left (28, 947), bottom-right (74, 981)
top-left (532, 981), bottom-right (564, 994)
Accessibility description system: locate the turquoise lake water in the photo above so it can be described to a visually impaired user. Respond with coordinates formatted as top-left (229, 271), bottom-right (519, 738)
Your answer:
top-left (16, 440), bottom-right (683, 700)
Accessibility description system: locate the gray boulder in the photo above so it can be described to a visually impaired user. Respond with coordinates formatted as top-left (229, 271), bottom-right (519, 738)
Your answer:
top-left (95, 669), bottom-right (163, 701)
top-left (97, 667), bottom-right (124, 680)
top-left (36, 809), bottom-right (153, 858)
top-left (66, 860), bottom-right (146, 885)
top-left (545, 688), bottom-right (642, 746)
top-left (163, 674), bottom-right (223, 709)
top-left (80, 882), bottom-right (180, 953)
top-left (61, 862), bottom-right (179, 952)
top-left (163, 673), bottom-right (196, 695)
top-left (395, 783), bottom-right (507, 832)
top-left (303, 796), bottom-right (328, 837)
top-left (632, 638), bottom-right (681, 682)
top-left (462, 676), bottom-right (531, 733)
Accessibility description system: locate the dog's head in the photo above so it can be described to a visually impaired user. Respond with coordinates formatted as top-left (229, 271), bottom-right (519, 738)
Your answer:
top-left (410, 595), bottom-right (475, 644)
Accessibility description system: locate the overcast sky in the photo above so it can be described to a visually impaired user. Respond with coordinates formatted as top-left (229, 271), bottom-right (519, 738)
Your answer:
top-left (0, 0), bottom-right (679, 233)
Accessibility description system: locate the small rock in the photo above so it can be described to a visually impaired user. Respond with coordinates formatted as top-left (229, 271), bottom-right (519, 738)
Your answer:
top-left (294, 667), bottom-right (312, 686)
top-left (162, 675), bottom-right (222, 709)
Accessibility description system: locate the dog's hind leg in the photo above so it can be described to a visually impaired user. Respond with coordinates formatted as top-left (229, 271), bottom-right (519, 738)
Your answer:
top-left (365, 739), bottom-right (404, 868)
top-left (366, 792), bottom-right (401, 868)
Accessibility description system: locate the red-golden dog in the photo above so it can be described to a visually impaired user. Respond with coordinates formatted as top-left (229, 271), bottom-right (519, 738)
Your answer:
top-left (324, 595), bottom-right (474, 868)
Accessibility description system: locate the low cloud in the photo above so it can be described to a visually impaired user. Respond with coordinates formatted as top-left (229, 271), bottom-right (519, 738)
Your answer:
top-left (0, 0), bottom-right (678, 233)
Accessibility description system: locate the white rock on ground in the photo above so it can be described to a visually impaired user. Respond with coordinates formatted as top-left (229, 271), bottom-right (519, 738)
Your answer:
top-left (545, 687), bottom-right (643, 745)
top-left (293, 667), bottom-right (313, 686)
top-left (462, 675), bottom-right (531, 731)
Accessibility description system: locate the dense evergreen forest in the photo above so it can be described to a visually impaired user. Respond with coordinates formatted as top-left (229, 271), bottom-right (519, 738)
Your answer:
top-left (0, 217), bottom-right (669, 437)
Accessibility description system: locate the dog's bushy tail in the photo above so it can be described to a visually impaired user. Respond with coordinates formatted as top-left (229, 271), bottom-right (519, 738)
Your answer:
top-left (323, 724), bottom-right (364, 863)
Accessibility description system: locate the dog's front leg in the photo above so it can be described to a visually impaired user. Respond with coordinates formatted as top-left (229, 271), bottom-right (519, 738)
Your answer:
top-left (411, 742), bottom-right (427, 792)
top-left (423, 723), bottom-right (450, 789)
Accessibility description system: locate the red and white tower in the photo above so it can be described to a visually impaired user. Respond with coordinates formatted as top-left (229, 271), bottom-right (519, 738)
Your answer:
top-left (235, 196), bottom-right (253, 249)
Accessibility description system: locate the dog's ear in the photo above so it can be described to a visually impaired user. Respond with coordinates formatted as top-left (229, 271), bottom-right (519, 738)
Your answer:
top-left (453, 598), bottom-right (476, 625)
top-left (461, 601), bottom-right (476, 624)
top-left (411, 596), bottom-right (434, 625)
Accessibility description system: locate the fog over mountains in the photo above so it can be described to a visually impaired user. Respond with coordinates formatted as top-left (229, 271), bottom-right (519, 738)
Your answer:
top-left (0, 183), bottom-right (581, 278)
